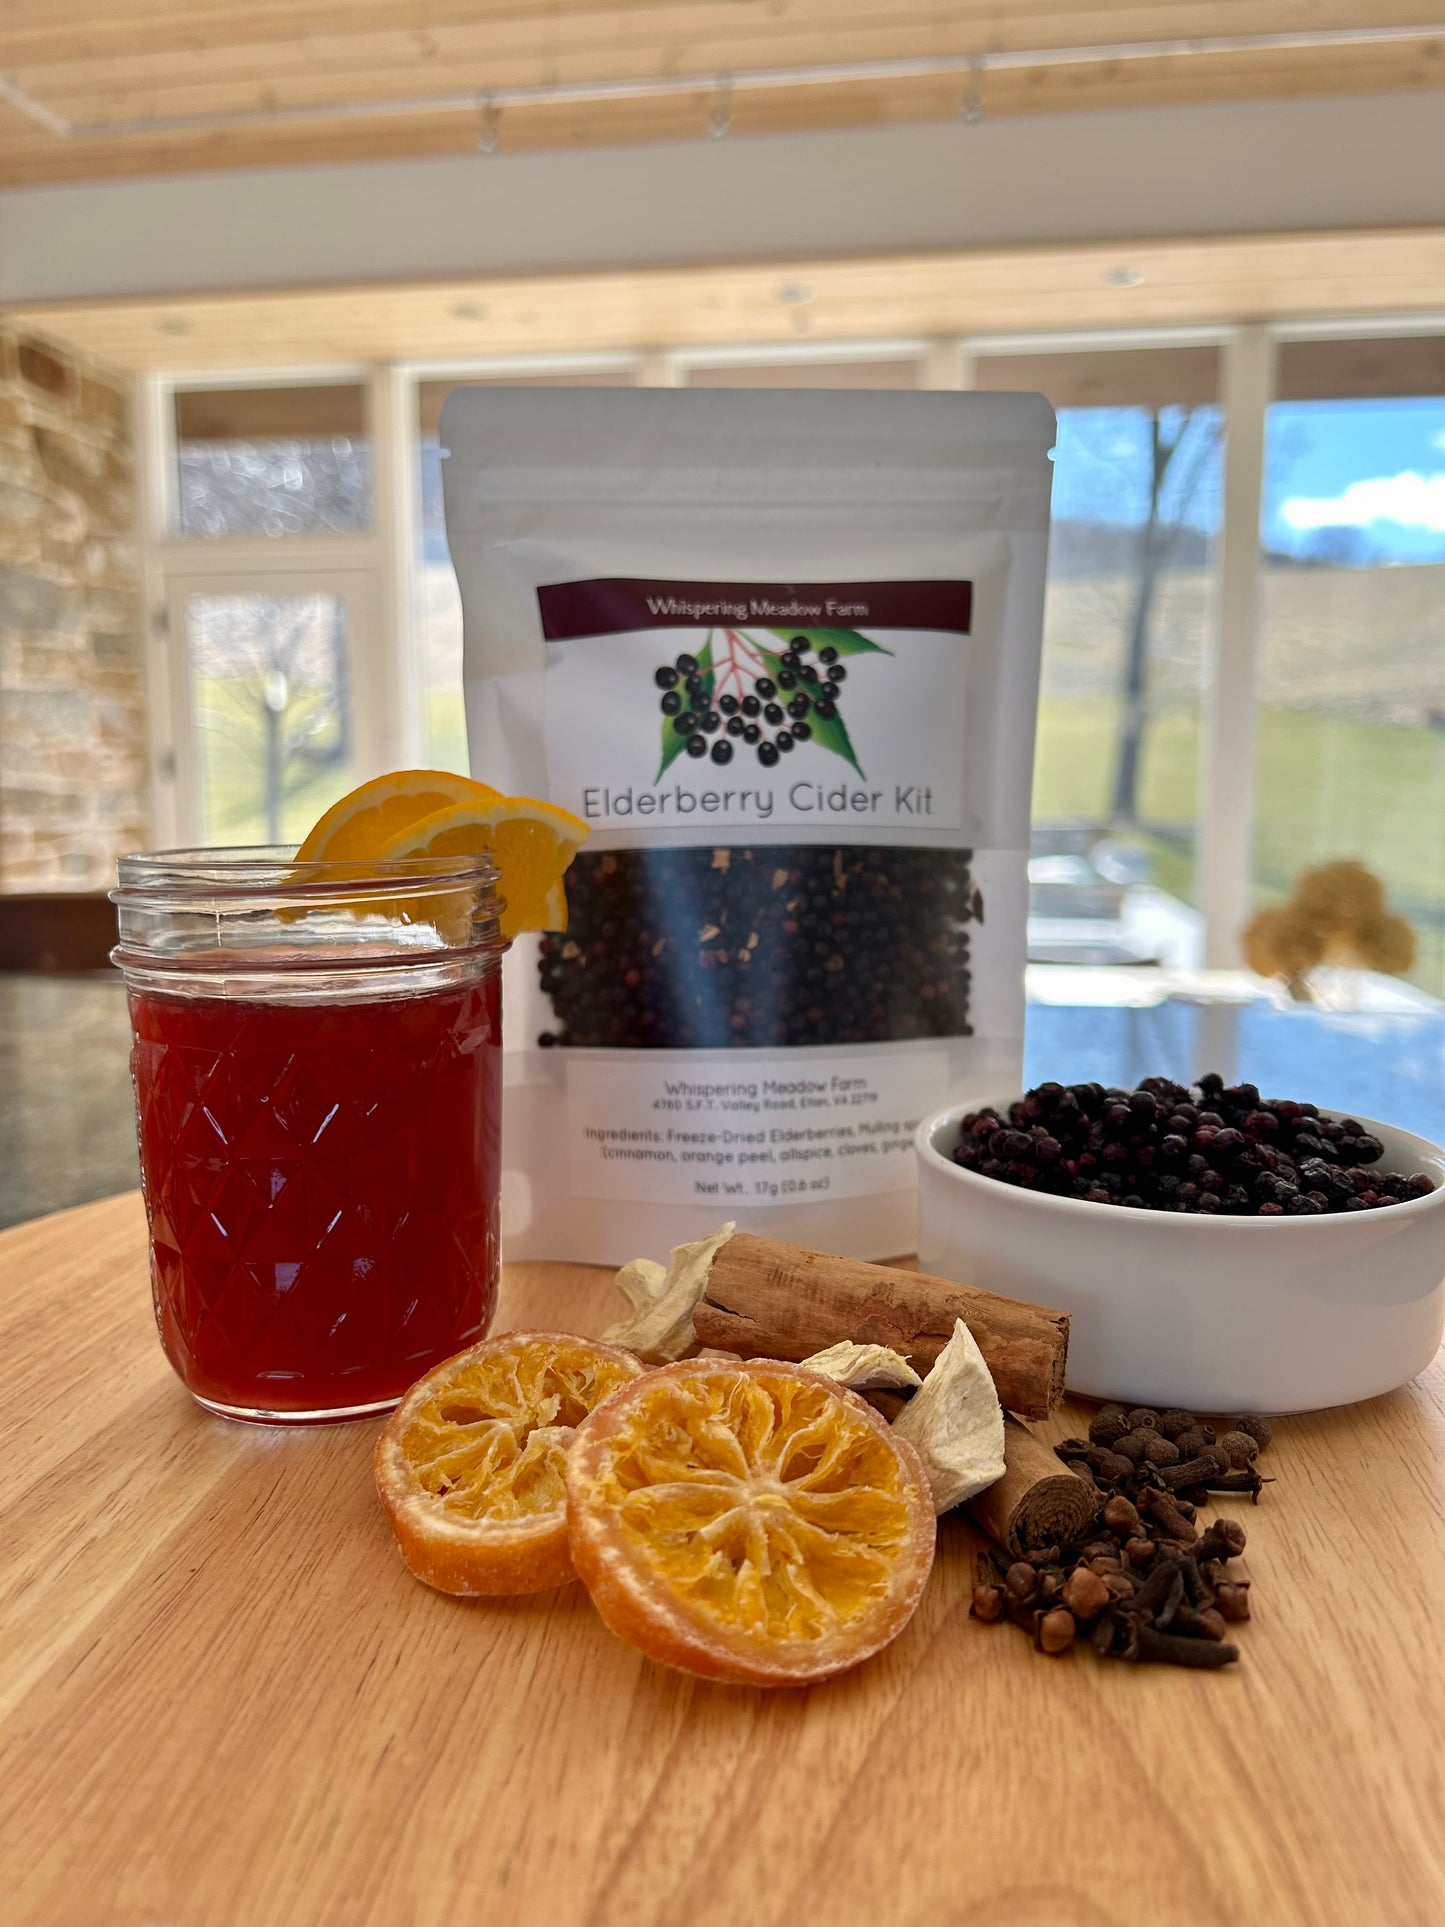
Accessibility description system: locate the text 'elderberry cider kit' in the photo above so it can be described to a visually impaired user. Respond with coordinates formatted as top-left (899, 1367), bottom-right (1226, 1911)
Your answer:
top-left (442, 387), bottom-right (1055, 1260)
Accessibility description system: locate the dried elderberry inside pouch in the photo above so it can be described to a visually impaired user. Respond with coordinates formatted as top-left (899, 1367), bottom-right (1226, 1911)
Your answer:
top-left (442, 386), bottom-right (1055, 1262)
top-left (540, 846), bottom-right (976, 1050)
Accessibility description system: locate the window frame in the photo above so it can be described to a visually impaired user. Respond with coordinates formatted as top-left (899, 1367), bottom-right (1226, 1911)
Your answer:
top-left (134, 317), bottom-right (1444, 977)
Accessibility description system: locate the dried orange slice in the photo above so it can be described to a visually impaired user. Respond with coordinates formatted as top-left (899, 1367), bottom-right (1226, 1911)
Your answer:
top-left (295, 769), bottom-right (501, 864)
top-left (375, 1330), bottom-right (644, 1597)
top-left (566, 1358), bottom-right (936, 1686)
top-left (377, 795), bottom-right (588, 940)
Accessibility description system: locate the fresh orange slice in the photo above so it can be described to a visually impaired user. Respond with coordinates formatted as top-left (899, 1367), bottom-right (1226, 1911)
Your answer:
top-left (565, 1358), bottom-right (936, 1687)
top-left (295, 769), bottom-right (501, 864)
top-left (378, 795), bottom-right (588, 940)
top-left (375, 1331), bottom-right (645, 1597)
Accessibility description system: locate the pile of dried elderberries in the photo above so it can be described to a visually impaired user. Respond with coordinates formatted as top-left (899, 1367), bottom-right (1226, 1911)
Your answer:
top-left (971, 1406), bottom-right (1271, 1668)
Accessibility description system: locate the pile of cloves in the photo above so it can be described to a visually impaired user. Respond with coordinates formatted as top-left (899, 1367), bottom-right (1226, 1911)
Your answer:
top-left (1055, 1405), bottom-right (1273, 1509)
top-left (970, 1405), bottom-right (1273, 1669)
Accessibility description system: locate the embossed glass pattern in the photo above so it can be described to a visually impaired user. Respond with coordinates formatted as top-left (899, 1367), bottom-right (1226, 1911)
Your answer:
top-left (112, 849), bottom-right (505, 1424)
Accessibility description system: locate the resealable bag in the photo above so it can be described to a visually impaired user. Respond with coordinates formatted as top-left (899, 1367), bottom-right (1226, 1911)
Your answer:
top-left (442, 386), bottom-right (1054, 1261)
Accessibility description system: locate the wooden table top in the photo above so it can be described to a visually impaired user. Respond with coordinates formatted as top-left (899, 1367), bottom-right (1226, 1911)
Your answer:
top-left (3, 1194), bottom-right (1444, 1927)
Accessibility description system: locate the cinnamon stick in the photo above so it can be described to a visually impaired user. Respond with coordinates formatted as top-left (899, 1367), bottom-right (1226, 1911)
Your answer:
top-left (690, 1233), bottom-right (1069, 1419)
top-left (966, 1419), bottom-right (1100, 1554)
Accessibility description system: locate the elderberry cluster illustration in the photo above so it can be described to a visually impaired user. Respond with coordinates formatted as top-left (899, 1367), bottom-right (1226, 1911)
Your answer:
top-left (653, 626), bottom-right (886, 779)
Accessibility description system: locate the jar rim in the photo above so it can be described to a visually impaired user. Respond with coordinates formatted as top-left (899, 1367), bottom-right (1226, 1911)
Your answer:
top-left (113, 843), bottom-right (500, 905)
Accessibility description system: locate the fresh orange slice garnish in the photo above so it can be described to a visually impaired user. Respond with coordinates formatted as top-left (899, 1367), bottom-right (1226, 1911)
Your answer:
top-left (295, 769), bottom-right (501, 864)
top-left (565, 1358), bottom-right (936, 1686)
top-left (378, 795), bottom-right (588, 940)
top-left (375, 1331), bottom-right (644, 1597)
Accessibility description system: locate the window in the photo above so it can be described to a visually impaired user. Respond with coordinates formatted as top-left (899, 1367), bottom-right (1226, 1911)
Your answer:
top-left (169, 579), bottom-right (374, 844)
top-left (414, 372), bottom-right (634, 774)
top-left (977, 346), bottom-right (1222, 958)
top-left (1253, 336), bottom-right (1445, 998)
top-left (173, 382), bottom-right (372, 537)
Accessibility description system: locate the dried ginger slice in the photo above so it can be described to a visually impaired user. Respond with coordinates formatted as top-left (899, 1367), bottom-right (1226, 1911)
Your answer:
top-left (892, 1318), bottom-right (1006, 1513)
top-left (802, 1340), bottom-right (922, 1392)
top-left (375, 1330), bottom-right (644, 1596)
top-left (602, 1221), bottom-right (735, 1362)
top-left (566, 1357), bottom-right (936, 1686)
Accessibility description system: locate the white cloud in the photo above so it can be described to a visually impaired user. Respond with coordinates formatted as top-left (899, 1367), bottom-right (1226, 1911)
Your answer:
top-left (1280, 470), bottom-right (1445, 532)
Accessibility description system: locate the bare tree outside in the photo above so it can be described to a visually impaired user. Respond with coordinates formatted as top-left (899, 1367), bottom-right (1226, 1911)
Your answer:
top-left (1109, 407), bottom-right (1221, 825)
top-left (174, 430), bottom-right (371, 842)
top-left (189, 593), bottom-right (351, 842)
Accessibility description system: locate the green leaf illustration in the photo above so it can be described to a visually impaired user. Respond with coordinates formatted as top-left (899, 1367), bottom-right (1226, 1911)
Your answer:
top-left (656, 634), bottom-right (715, 779)
top-left (765, 626), bottom-right (893, 658)
top-left (752, 643), bottom-right (864, 778)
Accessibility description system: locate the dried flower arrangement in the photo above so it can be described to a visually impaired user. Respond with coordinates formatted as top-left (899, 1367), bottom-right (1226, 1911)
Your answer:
top-left (1242, 860), bottom-right (1415, 1001)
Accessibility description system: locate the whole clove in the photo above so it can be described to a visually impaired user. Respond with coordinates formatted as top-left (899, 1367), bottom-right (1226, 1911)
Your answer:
top-left (1136, 1486), bottom-right (1198, 1543)
top-left (1156, 1450), bottom-right (1231, 1490)
top-left (1130, 1557), bottom-right (1185, 1628)
top-left (1193, 1518), bottom-right (1248, 1562)
top-left (972, 1401), bottom-right (1271, 1673)
top-left (1215, 1582), bottom-right (1252, 1622)
top-left (1135, 1625), bottom-right (1239, 1669)
top-left (1037, 1608), bottom-right (1076, 1655)
top-left (970, 1584), bottom-right (1004, 1622)
top-left (1004, 1561), bottom-right (1039, 1602)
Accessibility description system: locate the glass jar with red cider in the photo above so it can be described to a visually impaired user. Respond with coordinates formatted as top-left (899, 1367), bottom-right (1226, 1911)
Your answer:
top-left (112, 848), bottom-right (506, 1424)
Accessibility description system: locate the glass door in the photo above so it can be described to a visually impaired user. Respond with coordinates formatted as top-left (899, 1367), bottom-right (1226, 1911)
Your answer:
top-left (165, 568), bottom-right (382, 847)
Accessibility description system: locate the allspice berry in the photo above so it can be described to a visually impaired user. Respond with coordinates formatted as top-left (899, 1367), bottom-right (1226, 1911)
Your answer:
top-left (1158, 1408), bottom-right (1196, 1441)
top-left (1038, 1608), bottom-right (1077, 1655)
top-left (1088, 1407), bottom-right (1131, 1448)
top-left (1142, 1434), bottom-right (1181, 1467)
top-left (1127, 1408), bottom-right (1160, 1431)
top-left (1232, 1414), bottom-right (1273, 1452)
top-left (1174, 1426), bottom-right (1213, 1458)
top-left (1094, 1451), bottom-right (1132, 1482)
top-left (1113, 1431), bottom-right (1149, 1462)
top-left (1218, 1429), bottom-right (1259, 1467)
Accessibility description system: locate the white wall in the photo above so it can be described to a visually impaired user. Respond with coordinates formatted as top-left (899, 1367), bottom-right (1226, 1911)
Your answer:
top-left (3, 91), bottom-right (1444, 305)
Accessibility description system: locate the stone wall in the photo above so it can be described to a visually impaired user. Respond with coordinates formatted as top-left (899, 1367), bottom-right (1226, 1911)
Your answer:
top-left (0, 322), bottom-right (149, 890)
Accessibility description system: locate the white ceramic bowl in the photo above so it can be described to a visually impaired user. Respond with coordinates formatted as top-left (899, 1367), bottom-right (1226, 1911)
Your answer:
top-left (916, 1101), bottom-right (1445, 1413)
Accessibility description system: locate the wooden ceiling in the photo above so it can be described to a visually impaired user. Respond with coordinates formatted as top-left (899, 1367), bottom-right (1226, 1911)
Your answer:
top-left (13, 229), bottom-right (1445, 372)
top-left (1, 2), bottom-right (1443, 188)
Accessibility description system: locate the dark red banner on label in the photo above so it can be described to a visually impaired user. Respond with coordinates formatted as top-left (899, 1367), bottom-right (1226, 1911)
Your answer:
top-left (537, 578), bottom-right (972, 641)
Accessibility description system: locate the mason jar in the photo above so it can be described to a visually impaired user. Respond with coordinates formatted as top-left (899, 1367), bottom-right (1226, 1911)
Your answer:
top-left (111, 848), bottom-right (506, 1425)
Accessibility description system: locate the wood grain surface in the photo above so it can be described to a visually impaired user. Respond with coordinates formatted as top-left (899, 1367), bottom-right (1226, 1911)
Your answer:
top-left (2, 1192), bottom-right (1444, 1927)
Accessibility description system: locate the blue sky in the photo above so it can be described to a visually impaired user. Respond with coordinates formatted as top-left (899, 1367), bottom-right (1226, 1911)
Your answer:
top-left (1263, 399), bottom-right (1445, 561)
top-left (1051, 399), bottom-right (1445, 564)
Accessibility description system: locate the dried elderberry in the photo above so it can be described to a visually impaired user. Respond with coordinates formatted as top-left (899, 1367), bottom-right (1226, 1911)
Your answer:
top-left (538, 845), bottom-right (977, 1049)
top-left (950, 1075), bottom-right (1436, 1215)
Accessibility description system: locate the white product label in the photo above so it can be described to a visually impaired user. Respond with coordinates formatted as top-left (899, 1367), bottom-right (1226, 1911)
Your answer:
top-left (537, 578), bottom-right (972, 839)
top-left (565, 1047), bottom-right (948, 1206)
